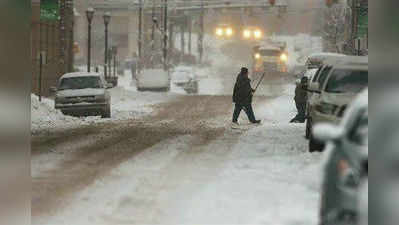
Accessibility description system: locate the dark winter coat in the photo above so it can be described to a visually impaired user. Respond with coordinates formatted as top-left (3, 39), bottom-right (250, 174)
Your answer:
top-left (294, 83), bottom-right (308, 103)
top-left (233, 73), bottom-right (253, 105)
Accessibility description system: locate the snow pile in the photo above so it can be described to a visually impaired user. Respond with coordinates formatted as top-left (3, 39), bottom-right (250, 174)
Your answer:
top-left (31, 73), bottom-right (178, 133)
top-left (31, 94), bottom-right (82, 133)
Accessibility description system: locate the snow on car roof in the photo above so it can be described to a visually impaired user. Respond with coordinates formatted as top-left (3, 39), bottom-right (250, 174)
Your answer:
top-left (174, 66), bottom-right (193, 71)
top-left (258, 46), bottom-right (281, 51)
top-left (334, 56), bottom-right (368, 70)
top-left (308, 52), bottom-right (346, 58)
top-left (61, 72), bottom-right (103, 79)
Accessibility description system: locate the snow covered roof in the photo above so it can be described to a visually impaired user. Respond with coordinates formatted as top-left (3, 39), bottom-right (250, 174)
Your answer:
top-left (308, 52), bottom-right (346, 58)
top-left (334, 56), bottom-right (368, 70)
top-left (61, 72), bottom-right (103, 79)
top-left (258, 46), bottom-right (281, 51)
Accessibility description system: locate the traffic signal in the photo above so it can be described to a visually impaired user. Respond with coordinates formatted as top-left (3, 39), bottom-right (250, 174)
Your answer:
top-left (269, 0), bottom-right (275, 6)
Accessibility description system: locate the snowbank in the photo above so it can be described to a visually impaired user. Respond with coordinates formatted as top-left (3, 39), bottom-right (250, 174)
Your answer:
top-left (31, 94), bottom-right (86, 133)
top-left (31, 74), bottom-right (178, 134)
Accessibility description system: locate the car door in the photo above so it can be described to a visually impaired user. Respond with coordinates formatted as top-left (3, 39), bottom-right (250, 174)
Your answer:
top-left (308, 66), bottom-right (329, 115)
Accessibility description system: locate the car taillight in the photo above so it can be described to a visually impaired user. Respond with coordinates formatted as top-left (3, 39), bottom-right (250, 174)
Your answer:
top-left (338, 159), bottom-right (358, 188)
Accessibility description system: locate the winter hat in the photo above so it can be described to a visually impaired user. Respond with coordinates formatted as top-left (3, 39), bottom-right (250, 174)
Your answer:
top-left (241, 67), bottom-right (249, 74)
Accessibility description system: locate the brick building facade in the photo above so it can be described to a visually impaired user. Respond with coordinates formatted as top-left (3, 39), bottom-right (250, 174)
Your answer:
top-left (31, 0), bottom-right (74, 97)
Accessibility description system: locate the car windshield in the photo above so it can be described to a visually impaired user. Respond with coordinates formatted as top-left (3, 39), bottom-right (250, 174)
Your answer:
top-left (318, 66), bottom-right (333, 87)
top-left (325, 69), bottom-right (368, 93)
top-left (259, 49), bottom-right (281, 56)
top-left (59, 76), bottom-right (103, 90)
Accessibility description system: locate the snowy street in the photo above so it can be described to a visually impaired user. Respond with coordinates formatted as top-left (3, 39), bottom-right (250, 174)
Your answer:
top-left (31, 3), bottom-right (326, 222)
top-left (32, 78), bottom-right (323, 224)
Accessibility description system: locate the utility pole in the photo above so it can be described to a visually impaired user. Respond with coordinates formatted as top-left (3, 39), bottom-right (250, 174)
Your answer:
top-left (188, 16), bottom-right (192, 55)
top-left (138, 0), bottom-right (143, 60)
top-left (59, 0), bottom-right (67, 74)
top-left (67, 0), bottom-right (74, 73)
top-left (103, 12), bottom-right (111, 78)
top-left (181, 22), bottom-right (185, 57)
top-left (351, 0), bottom-right (358, 54)
top-left (86, 8), bottom-right (95, 72)
top-left (198, 0), bottom-right (204, 63)
top-left (151, 0), bottom-right (156, 51)
top-left (163, 0), bottom-right (168, 71)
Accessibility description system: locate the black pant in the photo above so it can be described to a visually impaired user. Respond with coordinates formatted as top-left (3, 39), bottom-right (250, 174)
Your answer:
top-left (232, 103), bottom-right (256, 123)
top-left (295, 101), bottom-right (306, 121)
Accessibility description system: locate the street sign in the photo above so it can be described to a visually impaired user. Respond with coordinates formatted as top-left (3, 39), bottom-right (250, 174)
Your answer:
top-left (40, 0), bottom-right (59, 21)
top-left (357, 8), bottom-right (368, 38)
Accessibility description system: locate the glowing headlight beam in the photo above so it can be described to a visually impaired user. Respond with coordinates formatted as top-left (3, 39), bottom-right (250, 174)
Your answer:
top-left (280, 53), bottom-right (288, 62)
top-left (254, 30), bottom-right (262, 39)
top-left (255, 53), bottom-right (261, 59)
top-left (216, 28), bottom-right (223, 36)
top-left (226, 28), bottom-right (233, 36)
top-left (243, 30), bottom-right (251, 38)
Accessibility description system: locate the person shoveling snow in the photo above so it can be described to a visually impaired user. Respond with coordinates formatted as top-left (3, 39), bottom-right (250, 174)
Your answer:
top-left (232, 67), bottom-right (262, 129)
top-left (290, 76), bottom-right (308, 123)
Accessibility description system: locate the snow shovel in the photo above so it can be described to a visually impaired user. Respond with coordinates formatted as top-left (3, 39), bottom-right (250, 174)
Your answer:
top-left (253, 72), bottom-right (266, 93)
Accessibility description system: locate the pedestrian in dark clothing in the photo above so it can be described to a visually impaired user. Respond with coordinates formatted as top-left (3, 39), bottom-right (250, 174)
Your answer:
top-left (290, 76), bottom-right (308, 123)
top-left (232, 67), bottom-right (261, 125)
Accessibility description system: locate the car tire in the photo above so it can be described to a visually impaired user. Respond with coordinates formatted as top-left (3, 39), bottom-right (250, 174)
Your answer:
top-left (306, 118), bottom-right (312, 139)
top-left (309, 135), bottom-right (324, 152)
top-left (102, 105), bottom-right (111, 118)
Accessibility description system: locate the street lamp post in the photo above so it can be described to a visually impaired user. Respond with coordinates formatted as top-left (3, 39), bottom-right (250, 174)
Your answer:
top-left (86, 7), bottom-right (95, 72)
top-left (103, 12), bottom-right (111, 78)
top-left (112, 46), bottom-right (117, 76)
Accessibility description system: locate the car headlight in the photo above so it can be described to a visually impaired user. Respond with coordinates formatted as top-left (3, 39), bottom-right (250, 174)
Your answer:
top-left (255, 53), bottom-right (261, 59)
top-left (280, 53), bottom-right (288, 62)
top-left (55, 96), bottom-right (66, 104)
top-left (95, 95), bottom-right (106, 102)
top-left (216, 28), bottom-right (223, 36)
top-left (226, 28), bottom-right (233, 36)
top-left (243, 30), bottom-right (251, 38)
top-left (254, 30), bottom-right (262, 39)
top-left (316, 102), bottom-right (338, 115)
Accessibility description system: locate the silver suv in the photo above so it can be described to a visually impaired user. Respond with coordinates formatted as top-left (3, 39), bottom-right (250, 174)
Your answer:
top-left (308, 56), bottom-right (368, 152)
top-left (53, 72), bottom-right (112, 118)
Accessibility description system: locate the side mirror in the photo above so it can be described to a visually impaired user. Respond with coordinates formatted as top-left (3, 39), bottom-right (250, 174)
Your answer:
top-left (309, 82), bottom-right (319, 91)
top-left (106, 83), bottom-right (113, 89)
top-left (49, 87), bottom-right (57, 93)
top-left (313, 123), bottom-right (344, 143)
